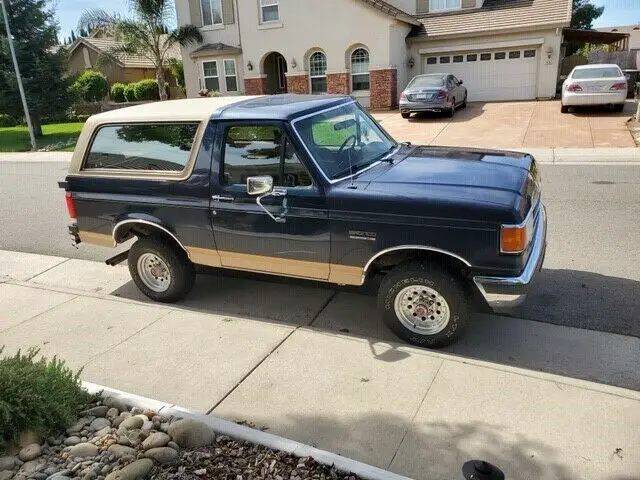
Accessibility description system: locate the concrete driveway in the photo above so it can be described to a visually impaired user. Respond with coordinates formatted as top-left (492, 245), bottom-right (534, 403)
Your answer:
top-left (373, 99), bottom-right (637, 149)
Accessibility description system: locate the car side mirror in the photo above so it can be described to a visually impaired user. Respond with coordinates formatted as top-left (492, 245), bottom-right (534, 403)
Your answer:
top-left (247, 176), bottom-right (274, 196)
top-left (459, 80), bottom-right (463, 85)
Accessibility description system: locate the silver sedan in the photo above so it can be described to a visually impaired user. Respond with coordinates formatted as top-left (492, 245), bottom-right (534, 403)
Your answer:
top-left (561, 64), bottom-right (627, 113)
top-left (399, 73), bottom-right (468, 119)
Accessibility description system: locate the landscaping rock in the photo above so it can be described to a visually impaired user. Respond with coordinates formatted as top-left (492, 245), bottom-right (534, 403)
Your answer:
top-left (166, 442), bottom-right (179, 451)
top-left (18, 431), bottom-right (41, 448)
top-left (47, 476), bottom-right (71, 480)
top-left (104, 459), bottom-right (153, 480)
top-left (140, 421), bottom-right (154, 433)
top-left (89, 418), bottom-right (111, 431)
top-left (142, 410), bottom-right (156, 420)
top-left (92, 426), bottom-right (111, 439)
top-left (67, 444), bottom-right (98, 458)
top-left (66, 418), bottom-right (91, 435)
top-left (0, 471), bottom-right (14, 480)
top-left (0, 457), bottom-right (16, 471)
top-left (143, 447), bottom-right (177, 464)
top-left (116, 436), bottom-right (131, 447)
top-left (19, 459), bottom-right (45, 475)
top-left (118, 417), bottom-right (143, 431)
top-left (106, 445), bottom-right (136, 459)
top-left (141, 433), bottom-right (169, 450)
top-left (63, 436), bottom-right (81, 447)
top-left (167, 419), bottom-right (215, 449)
top-left (105, 409), bottom-right (119, 419)
top-left (18, 444), bottom-right (41, 462)
top-left (103, 398), bottom-right (129, 413)
top-left (82, 406), bottom-right (109, 418)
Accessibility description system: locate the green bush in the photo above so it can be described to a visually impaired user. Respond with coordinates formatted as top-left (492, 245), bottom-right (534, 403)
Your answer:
top-left (110, 83), bottom-right (126, 103)
top-left (133, 79), bottom-right (160, 101)
top-left (124, 83), bottom-right (137, 102)
top-left (0, 114), bottom-right (18, 127)
top-left (69, 70), bottom-right (109, 102)
top-left (0, 346), bottom-right (89, 448)
top-left (172, 61), bottom-right (185, 89)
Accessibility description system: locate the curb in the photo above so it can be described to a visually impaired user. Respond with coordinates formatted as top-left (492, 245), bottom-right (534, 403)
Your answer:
top-left (82, 382), bottom-right (415, 480)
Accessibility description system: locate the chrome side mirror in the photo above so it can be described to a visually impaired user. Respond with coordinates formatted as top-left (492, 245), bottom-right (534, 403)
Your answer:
top-left (247, 176), bottom-right (274, 196)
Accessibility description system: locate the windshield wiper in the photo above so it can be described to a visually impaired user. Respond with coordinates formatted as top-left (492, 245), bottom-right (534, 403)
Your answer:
top-left (377, 144), bottom-right (401, 163)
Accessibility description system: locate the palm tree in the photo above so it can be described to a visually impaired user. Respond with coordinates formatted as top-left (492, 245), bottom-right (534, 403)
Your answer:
top-left (78, 0), bottom-right (202, 101)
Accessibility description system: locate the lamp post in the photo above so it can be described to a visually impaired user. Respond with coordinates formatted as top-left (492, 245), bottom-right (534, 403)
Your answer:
top-left (1, 0), bottom-right (37, 151)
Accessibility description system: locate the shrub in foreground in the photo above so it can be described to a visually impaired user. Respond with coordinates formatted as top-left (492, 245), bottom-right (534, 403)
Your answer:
top-left (124, 84), bottom-right (137, 102)
top-left (0, 346), bottom-right (89, 449)
top-left (110, 83), bottom-right (126, 103)
top-left (134, 79), bottom-right (160, 101)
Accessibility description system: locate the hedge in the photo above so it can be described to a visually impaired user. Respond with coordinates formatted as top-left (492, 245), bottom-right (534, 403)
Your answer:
top-left (0, 113), bottom-right (18, 127)
top-left (69, 70), bottom-right (109, 102)
top-left (124, 83), bottom-right (137, 102)
top-left (110, 83), bottom-right (126, 103)
top-left (133, 79), bottom-right (160, 101)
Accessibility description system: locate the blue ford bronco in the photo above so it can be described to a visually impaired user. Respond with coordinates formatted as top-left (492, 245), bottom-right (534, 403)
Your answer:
top-left (60, 95), bottom-right (546, 348)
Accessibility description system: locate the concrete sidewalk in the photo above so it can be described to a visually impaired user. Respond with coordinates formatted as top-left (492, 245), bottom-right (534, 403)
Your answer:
top-left (1, 249), bottom-right (639, 479)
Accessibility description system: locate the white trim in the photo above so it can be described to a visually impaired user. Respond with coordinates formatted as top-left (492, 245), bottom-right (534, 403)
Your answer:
top-left (259, 0), bottom-right (280, 23)
top-left (308, 50), bottom-right (328, 94)
top-left (200, 0), bottom-right (224, 28)
top-left (201, 59), bottom-right (221, 92)
top-left (350, 47), bottom-right (370, 92)
top-left (223, 58), bottom-right (239, 92)
top-left (418, 37), bottom-right (545, 55)
top-left (257, 22), bottom-right (283, 30)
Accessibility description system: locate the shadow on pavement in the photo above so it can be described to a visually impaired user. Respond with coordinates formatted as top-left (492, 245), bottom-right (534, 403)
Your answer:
top-left (407, 102), bottom-right (486, 123)
top-left (110, 267), bottom-right (640, 391)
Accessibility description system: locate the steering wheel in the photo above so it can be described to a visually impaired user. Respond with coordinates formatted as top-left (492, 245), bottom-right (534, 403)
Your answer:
top-left (337, 135), bottom-right (357, 155)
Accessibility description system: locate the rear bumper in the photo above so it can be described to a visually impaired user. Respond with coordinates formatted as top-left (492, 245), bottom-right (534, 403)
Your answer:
top-left (473, 205), bottom-right (547, 311)
top-left (400, 100), bottom-right (451, 113)
top-left (562, 91), bottom-right (626, 106)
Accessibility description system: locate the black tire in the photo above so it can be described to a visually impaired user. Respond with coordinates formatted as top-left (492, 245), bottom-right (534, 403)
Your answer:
top-left (461, 93), bottom-right (467, 109)
top-left (447, 99), bottom-right (456, 117)
top-left (128, 236), bottom-right (195, 303)
top-left (401, 112), bottom-right (411, 119)
top-left (613, 103), bottom-right (624, 112)
top-left (560, 105), bottom-right (569, 114)
top-left (377, 262), bottom-right (469, 348)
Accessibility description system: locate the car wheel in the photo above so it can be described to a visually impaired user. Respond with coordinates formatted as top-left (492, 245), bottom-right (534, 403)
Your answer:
top-left (447, 99), bottom-right (456, 117)
top-left (614, 104), bottom-right (624, 112)
top-left (560, 105), bottom-right (569, 114)
top-left (401, 112), bottom-right (411, 119)
top-left (377, 262), bottom-right (469, 348)
top-left (128, 236), bottom-right (195, 303)
top-left (461, 94), bottom-right (467, 109)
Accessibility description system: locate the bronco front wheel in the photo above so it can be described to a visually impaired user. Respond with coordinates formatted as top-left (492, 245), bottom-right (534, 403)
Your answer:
top-left (377, 262), bottom-right (469, 348)
top-left (128, 237), bottom-right (195, 303)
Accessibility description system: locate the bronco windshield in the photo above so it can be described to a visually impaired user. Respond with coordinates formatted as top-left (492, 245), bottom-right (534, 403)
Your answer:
top-left (292, 102), bottom-right (397, 181)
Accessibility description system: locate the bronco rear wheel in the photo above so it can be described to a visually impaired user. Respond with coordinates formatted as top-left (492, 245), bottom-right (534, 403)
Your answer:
top-left (377, 262), bottom-right (469, 348)
top-left (128, 236), bottom-right (195, 303)
top-left (401, 112), bottom-right (411, 119)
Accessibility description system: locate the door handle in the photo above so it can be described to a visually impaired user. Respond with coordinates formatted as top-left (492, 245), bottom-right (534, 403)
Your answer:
top-left (212, 195), bottom-right (235, 202)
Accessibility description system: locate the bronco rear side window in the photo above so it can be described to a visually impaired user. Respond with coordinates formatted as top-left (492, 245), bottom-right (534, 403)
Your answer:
top-left (84, 123), bottom-right (199, 172)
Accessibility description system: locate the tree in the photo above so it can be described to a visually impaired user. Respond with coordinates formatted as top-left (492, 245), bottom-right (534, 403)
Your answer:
top-left (571, 0), bottom-right (604, 30)
top-left (0, 0), bottom-right (72, 136)
top-left (79, 0), bottom-right (202, 101)
top-left (70, 30), bottom-right (76, 42)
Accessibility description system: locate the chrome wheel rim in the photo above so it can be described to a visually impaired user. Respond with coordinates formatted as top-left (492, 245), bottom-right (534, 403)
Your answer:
top-left (394, 285), bottom-right (451, 335)
top-left (137, 253), bottom-right (171, 293)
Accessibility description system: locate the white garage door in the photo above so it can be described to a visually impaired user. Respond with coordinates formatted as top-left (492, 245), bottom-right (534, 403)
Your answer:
top-left (423, 48), bottom-right (539, 102)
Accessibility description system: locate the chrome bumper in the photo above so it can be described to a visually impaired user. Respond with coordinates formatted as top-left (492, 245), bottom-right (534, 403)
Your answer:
top-left (473, 205), bottom-right (547, 311)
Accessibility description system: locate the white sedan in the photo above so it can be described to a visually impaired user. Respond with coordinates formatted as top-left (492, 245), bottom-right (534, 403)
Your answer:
top-left (561, 64), bottom-right (627, 113)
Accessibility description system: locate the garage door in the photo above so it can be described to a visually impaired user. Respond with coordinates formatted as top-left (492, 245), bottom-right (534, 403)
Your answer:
top-left (423, 48), bottom-right (539, 101)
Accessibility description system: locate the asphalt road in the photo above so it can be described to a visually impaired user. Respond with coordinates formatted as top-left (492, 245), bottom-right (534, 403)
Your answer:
top-left (1, 161), bottom-right (639, 337)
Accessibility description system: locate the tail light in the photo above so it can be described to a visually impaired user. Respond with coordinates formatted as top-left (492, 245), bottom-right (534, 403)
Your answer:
top-left (65, 192), bottom-right (77, 219)
top-left (610, 83), bottom-right (627, 91)
top-left (437, 90), bottom-right (448, 98)
top-left (400, 92), bottom-right (407, 101)
top-left (567, 84), bottom-right (583, 92)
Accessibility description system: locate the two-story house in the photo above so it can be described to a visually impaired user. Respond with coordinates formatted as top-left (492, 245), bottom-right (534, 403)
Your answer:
top-left (175, 0), bottom-right (571, 108)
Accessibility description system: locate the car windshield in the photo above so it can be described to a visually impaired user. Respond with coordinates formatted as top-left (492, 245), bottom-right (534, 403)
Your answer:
top-left (572, 67), bottom-right (622, 79)
top-left (408, 75), bottom-right (445, 88)
top-left (292, 102), bottom-right (397, 181)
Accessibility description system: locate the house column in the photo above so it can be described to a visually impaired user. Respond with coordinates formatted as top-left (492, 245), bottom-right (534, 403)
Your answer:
top-left (244, 75), bottom-right (267, 95)
top-left (369, 67), bottom-right (398, 110)
top-left (285, 73), bottom-right (309, 94)
top-left (327, 72), bottom-right (350, 95)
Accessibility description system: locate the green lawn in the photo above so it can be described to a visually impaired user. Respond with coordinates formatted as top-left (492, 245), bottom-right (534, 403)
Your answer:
top-left (0, 122), bottom-right (84, 152)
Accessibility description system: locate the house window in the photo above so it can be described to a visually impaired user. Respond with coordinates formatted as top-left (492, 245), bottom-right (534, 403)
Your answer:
top-left (480, 53), bottom-right (491, 61)
top-left (429, 0), bottom-right (461, 11)
top-left (494, 52), bottom-right (506, 60)
top-left (351, 48), bottom-right (370, 91)
top-left (201, 0), bottom-right (223, 27)
top-left (453, 55), bottom-right (463, 63)
top-left (509, 51), bottom-right (521, 59)
top-left (524, 49), bottom-right (536, 58)
top-left (224, 59), bottom-right (238, 92)
top-left (439, 56), bottom-right (450, 64)
top-left (426, 57), bottom-right (437, 65)
top-left (467, 54), bottom-right (477, 62)
top-left (309, 51), bottom-right (327, 94)
top-left (202, 61), bottom-right (220, 91)
top-left (260, 0), bottom-right (279, 22)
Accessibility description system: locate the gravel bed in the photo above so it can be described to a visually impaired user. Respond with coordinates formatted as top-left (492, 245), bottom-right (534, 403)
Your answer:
top-left (0, 397), bottom-right (362, 480)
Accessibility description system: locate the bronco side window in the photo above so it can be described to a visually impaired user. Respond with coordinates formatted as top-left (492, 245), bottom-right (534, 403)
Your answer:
top-left (222, 125), bottom-right (312, 188)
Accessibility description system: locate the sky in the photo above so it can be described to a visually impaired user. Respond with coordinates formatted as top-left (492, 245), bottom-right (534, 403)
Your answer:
top-left (54, 0), bottom-right (639, 41)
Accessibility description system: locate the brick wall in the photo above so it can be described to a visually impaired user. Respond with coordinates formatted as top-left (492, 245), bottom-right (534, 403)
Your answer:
top-left (244, 77), bottom-right (267, 95)
top-left (286, 74), bottom-right (309, 94)
top-left (327, 73), bottom-right (350, 95)
top-left (369, 69), bottom-right (398, 110)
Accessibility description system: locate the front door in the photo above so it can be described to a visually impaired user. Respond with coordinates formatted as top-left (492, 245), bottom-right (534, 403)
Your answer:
top-left (210, 121), bottom-right (330, 280)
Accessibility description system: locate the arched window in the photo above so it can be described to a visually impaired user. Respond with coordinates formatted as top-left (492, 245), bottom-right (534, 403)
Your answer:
top-left (351, 48), bottom-right (370, 91)
top-left (309, 51), bottom-right (327, 94)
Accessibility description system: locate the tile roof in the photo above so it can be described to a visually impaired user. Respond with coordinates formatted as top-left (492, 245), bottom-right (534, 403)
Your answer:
top-left (358, 0), bottom-right (422, 25)
top-left (596, 24), bottom-right (640, 50)
top-left (77, 35), bottom-right (181, 68)
top-left (189, 43), bottom-right (242, 58)
top-left (412, 0), bottom-right (572, 38)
